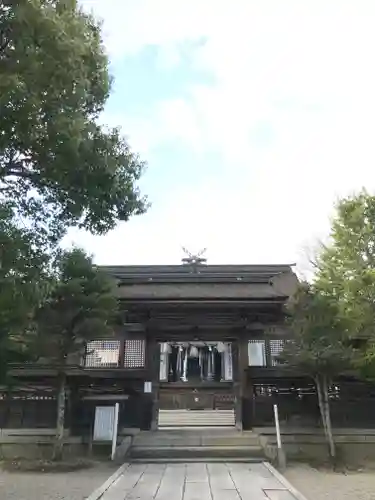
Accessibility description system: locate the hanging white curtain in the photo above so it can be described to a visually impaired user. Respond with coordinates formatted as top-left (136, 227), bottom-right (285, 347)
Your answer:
top-left (199, 348), bottom-right (204, 379)
top-left (181, 347), bottom-right (188, 381)
top-left (223, 343), bottom-right (233, 381)
top-left (176, 346), bottom-right (183, 377)
top-left (217, 342), bottom-right (226, 353)
top-left (159, 342), bottom-right (169, 381)
top-left (190, 345), bottom-right (199, 358)
top-left (207, 346), bottom-right (213, 380)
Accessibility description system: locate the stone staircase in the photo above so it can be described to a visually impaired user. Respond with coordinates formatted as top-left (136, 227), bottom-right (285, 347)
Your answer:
top-left (158, 409), bottom-right (235, 428)
top-left (128, 428), bottom-right (265, 463)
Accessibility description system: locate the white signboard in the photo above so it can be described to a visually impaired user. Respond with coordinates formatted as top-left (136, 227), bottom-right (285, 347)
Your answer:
top-left (93, 404), bottom-right (120, 460)
top-left (224, 343), bottom-right (233, 381)
top-left (248, 341), bottom-right (266, 367)
top-left (93, 406), bottom-right (114, 441)
top-left (144, 381), bottom-right (152, 393)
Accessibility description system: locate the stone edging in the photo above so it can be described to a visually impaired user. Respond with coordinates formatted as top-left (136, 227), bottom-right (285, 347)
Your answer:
top-left (86, 462), bottom-right (130, 500)
top-left (263, 461), bottom-right (309, 500)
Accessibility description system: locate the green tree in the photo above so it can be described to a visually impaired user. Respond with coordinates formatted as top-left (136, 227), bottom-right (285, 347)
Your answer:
top-left (35, 248), bottom-right (118, 460)
top-left (0, 0), bottom-right (147, 243)
top-left (316, 191), bottom-right (375, 378)
top-left (0, 203), bottom-right (50, 382)
top-left (281, 284), bottom-right (353, 459)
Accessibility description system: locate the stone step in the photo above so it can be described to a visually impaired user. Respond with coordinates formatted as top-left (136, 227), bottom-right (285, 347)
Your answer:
top-left (159, 422), bottom-right (235, 427)
top-left (159, 410), bottom-right (234, 418)
top-left (158, 410), bottom-right (235, 427)
top-left (158, 410), bottom-right (235, 413)
top-left (133, 433), bottom-right (260, 448)
top-left (129, 456), bottom-right (262, 463)
top-left (129, 445), bottom-right (265, 461)
top-left (158, 415), bottom-right (235, 421)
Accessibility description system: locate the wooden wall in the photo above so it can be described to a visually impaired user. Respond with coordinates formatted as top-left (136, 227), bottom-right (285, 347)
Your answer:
top-left (2, 378), bottom-right (375, 431)
top-left (242, 377), bottom-right (375, 429)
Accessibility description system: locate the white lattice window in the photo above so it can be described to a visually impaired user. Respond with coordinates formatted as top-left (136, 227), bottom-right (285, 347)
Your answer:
top-left (248, 340), bottom-right (266, 366)
top-left (269, 339), bottom-right (285, 366)
top-left (85, 340), bottom-right (120, 368)
top-left (123, 339), bottom-right (145, 368)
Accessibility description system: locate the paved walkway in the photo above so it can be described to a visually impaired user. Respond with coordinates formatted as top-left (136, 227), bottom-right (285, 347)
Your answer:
top-left (100, 462), bottom-right (301, 500)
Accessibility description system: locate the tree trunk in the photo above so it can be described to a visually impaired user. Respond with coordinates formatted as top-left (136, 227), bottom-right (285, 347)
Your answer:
top-left (322, 375), bottom-right (336, 459)
top-left (315, 375), bottom-right (327, 433)
top-left (52, 371), bottom-right (66, 461)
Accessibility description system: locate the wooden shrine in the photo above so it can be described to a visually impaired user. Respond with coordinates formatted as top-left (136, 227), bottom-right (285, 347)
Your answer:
top-left (3, 259), bottom-right (333, 433)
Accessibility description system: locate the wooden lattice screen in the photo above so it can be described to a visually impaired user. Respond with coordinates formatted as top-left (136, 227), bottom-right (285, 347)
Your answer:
top-left (269, 339), bottom-right (285, 366)
top-left (85, 340), bottom-right (120, 367)
top-left (123, 339), bottom-right (145, 368)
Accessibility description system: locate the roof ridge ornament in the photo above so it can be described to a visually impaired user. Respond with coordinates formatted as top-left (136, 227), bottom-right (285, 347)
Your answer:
top-left (181, 247), bottom-right (207, 271)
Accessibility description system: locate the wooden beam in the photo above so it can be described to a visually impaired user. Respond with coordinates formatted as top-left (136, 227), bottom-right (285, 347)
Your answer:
top-left (144, 321), bottom-right (248, 331)
top-left (82, 395), bottom-right (130, 401)
top-left (119, 298), bottom-right (286, 306)
top-left (9, 366), bottom-right (151, 379)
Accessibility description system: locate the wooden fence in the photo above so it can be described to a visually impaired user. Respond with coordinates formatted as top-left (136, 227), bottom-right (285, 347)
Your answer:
top-left (2, 379), bottom-right (375, 432)
top-left (243, 379), bottom-right (375, 429)
top-left (0, 395), bottom-right (57, 428)
top-left (0, 390), bottom-right (152, 432)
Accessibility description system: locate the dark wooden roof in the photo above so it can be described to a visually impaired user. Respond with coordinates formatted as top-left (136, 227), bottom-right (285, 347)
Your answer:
top-left (100, 264), bottom-right (299, 301)
top-left (100, 264), bottom-right (296, 284)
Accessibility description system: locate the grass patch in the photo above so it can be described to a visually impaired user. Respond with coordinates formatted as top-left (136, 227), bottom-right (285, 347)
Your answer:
top-left (0, 457), bottom-right (95, 473)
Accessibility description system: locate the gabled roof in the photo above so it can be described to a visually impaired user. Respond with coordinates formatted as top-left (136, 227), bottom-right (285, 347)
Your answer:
top-left (100, 264), bottom-right (296, 284)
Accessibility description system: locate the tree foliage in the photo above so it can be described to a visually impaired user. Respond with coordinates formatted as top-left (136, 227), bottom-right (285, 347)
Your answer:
top-left (35, 247), bottom-right (118, 459)
top-left (281, 191), bottom-right (375, 457)
top-left (315, 191), bottom-right (375, 377)
top-left (0, 203), bottom-right (50, 382)
top-left (281, 283), bottom-right (354, 458)
top-left (282, 284), bottom-right (353, 377)
top-left (0, 0), bottom-right (147, 242)
top-left (35, 248), bottom-right (118, 364)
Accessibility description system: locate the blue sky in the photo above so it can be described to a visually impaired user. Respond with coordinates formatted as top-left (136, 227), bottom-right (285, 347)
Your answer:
top-left (65, 0), bottom-right (375, 276)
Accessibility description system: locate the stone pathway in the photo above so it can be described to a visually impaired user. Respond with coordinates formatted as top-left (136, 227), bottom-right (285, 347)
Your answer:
top-left (100, 462), bottom-right (301, 500)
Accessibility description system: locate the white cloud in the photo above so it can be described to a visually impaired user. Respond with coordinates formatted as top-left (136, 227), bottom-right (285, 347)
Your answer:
top-left (72, 0), bottom-right (375, 270)
top-left (80, 0), bottom-right (210, 58)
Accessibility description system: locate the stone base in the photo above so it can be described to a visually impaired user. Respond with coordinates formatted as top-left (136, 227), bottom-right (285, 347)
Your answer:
top-left (256, 427), bottom-right (375, 465)
top-left (128, 428), bottom-right (264, 462)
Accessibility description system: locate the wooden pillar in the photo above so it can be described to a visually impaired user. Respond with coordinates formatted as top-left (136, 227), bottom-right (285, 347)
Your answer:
top-left (118, 337), bottom-right (126, 368)
top-left (232, 339), bottom-right (242, 430)
top-left (240, 334), bottom-right (253, 429)
top-left (147, 334), bottom-right (160, 431)
top-left (234, 332), bottom-right (250, 431)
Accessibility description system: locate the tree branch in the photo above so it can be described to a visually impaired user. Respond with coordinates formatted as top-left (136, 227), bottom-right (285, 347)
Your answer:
top-left (0, 160), bottom-right (36, 184)
top-left (4, 169), bottom-right (33, 179)
top-left (0, 38), bottom-right (10, 53)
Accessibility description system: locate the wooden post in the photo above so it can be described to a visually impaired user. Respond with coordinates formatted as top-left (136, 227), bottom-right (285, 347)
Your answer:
top-left (231, 339), bottom-right (242, 430)
top-left (147, 334), bottom-right (160, 431)
top-left (111, 403), bottom-right (119, 461)
top-left (273, 403), bottom-right (286, 470)
top-left (118, 338), bottom-right (126, 368)
top-left (88, 417), bottom-right (94, 457)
